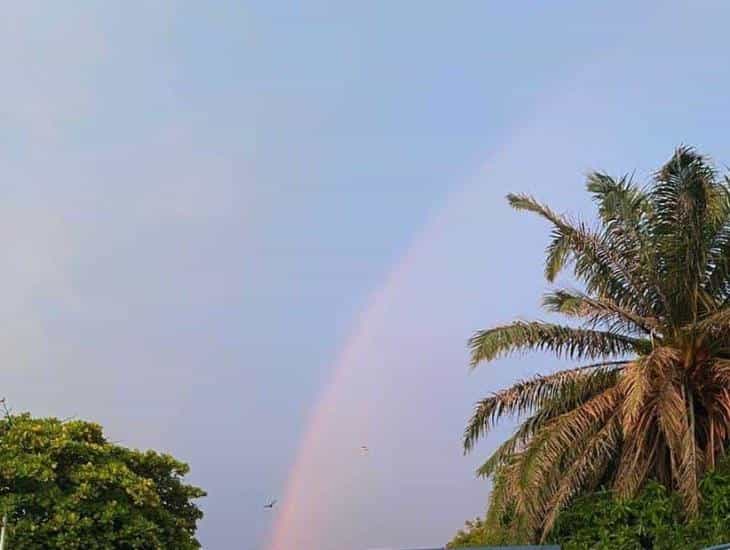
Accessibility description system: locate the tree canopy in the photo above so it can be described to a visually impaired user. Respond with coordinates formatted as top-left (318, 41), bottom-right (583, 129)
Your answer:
top-left (0, 413), bottom-right (205, 549)
top-left (463, 147), bottom-right (730, 542)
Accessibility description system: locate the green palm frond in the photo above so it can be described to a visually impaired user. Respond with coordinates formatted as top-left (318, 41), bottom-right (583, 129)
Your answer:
top-left (542, 289), bottom-right (655, 334)
top-left (703, 180), bottom-right (730, 298)
top-left (586, 172), bottom-right (649, 225)
top-left (508, 193), bottom-right (653, 314)
top-left (507, 194), bottom-right (618, 282)
top-left (468, 321), bottom-right (649, 367)
top-left (650, 146), bottom-right (722, 324)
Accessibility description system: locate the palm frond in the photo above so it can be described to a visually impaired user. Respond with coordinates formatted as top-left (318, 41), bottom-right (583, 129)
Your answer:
top-left (508, 195), bottom-right (623, 281)
top-left (542, 289), bottom-right (655, 334)
top-left (586, 172), bottom-right (649, 225)
top-left (693, 307), bottom-right (730, 334)
top-left (508, 193), bottom-right (660, 319)
top-left (506, 387), bottom-right (621, 535)
top-left (703, 180), bottom-right (730, 299)
top-left (540, 415), bottom-right (622, 539)
top-left (464, 361), bottom-right (624, 452)
top-left (528, 386), bottom-right (620, 478)
top-left (621, 348), bottom-right (680, 432)
top-left (613, 417), bottom-right (660, 498)
top-left (656, 375), bottom-right (701, 516)
top-left (619, 360), bottom-right (651, 433)
top-left (650, 146), bottom-right (721, 324)
top-left (468, 321), bottom-right (649, 368)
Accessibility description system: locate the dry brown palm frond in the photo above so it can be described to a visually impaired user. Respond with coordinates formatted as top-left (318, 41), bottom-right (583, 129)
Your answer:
top-left (655, 374), bottom-right (701, 515)
top-left (613, 420), bottom-right (660, 499)
top-left (464, 361), bottom-right (625, 452)
top-left (621, 348), bottom-right (681, 432)
top-left (512, 387), bottom-right (622, 519)
top-left (540, 415), bottom-right (622, 539)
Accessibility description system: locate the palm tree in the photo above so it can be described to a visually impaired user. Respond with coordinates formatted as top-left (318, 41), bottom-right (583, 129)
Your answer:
top-left (464, 147), bottom-right (730, 542)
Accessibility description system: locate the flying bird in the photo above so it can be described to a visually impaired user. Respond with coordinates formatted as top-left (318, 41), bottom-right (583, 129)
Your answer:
top-left (264, 499), bottom-right (277, 509)
top-left (360, 445), bottom-right (369, 455)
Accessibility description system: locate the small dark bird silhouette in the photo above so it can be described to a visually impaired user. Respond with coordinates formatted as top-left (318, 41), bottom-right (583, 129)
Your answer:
top-left (264, 499), bottom-right (277, 509)
top-left (360, 445), bottom-right (369, 455)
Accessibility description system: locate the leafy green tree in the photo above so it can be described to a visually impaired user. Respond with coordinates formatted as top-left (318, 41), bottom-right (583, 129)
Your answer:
top-left (0, 413), bottom-right (205, 549)
top-left (463, 147), bottom-right (730, 541)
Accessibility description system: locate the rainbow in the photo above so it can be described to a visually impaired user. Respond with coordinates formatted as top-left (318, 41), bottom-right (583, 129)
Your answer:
top-left (267, 244), bottom-right (424, 550)
top-left (265, 158), bottom-right (489, 548)
top-left (265, 71), bottom-right (640, 547)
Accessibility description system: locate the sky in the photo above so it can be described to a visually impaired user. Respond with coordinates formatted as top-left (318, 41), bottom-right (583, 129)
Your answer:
top-left (5, 2), bottom-right (730, 549)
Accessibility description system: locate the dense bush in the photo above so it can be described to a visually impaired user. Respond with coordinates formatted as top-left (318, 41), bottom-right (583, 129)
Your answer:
top-left (548, 469), bottom-right (730, 550)
top-left (549, 484), bottom-right (683, 549)
top-left (450, 457), bottom-right (730, 549)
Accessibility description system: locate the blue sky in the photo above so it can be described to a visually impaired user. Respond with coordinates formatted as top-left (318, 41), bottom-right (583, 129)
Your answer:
top-left (5, 2), bottom-right (730, 549)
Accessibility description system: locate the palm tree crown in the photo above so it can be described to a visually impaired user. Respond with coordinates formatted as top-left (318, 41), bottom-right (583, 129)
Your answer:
top-left (465, 147), bottom-right (730, 541)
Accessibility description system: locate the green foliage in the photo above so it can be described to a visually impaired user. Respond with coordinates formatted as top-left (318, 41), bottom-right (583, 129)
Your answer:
top-left (451, 458), bottom-right (730, 548)
top-left (548, 484), bottom-right (682, 549)
top-left (0, 414), bottom-right (205, 549)
top-left (448, 510), bottom-right (558, 548)
top-left (447, 516), bottom-right (489, 547)
top-left (548, 457), bottom-right (730, 549)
